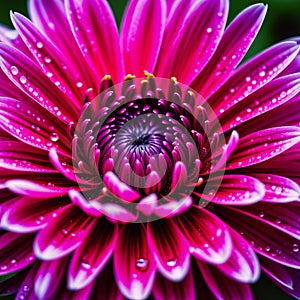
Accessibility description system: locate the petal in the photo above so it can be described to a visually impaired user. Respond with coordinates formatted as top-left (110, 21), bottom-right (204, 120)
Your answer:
top-left (11, 12), bottom-right (85, 108)
top-left (103, 171), bottom-right (140, 202)
top-left (253, 173), bottom-right (300, 203)
top-left (217, 227), bottom-right (260, 283)
top-left (208, 41), bottom-right (300, 112)
top-left (114, 224), bottom-right (156, 300)
top-left (201, 174), bottom-right (265, 205)
top-left (174, 205), bottom-right (232, 264)
top-left (1, 195), bottom-right (69, 233)
top-left (192, 4), bottom-right (267, 98)
top-left (66, 0), bottom-right (124, 82)
top-left (227, 126), bottom-right (300, 169)
top-left (15, 263), bottom-right (40, 300)
top-left (234, 201), bottom-right (300, 240)
top-left (0, 97), bottom-right (70, 154)
top-left (154, 196), bottom-right (192, 218)
top-left (219, 74), bottom-right (300, 132)
top-left (29, 0), bottom-right (96, 89)
top-left (214, 205), bottom-right (300, 269)
top-left (0, 232), bottom-right (35, 275)
top-left (121, 0), bottom-right (166, 75)
top-left (0, 139), bottom-right (56, 173)
top-left (197, 262), bottom-right (253, 300)
top-left (156, 0), bottom-right (229, 84)
top-left (153, 270), bottom-right (196, 300)
top-left (5, 180), bottom-right (71, 198)
top-left (34, 204), bottom-right (93, 260)
top-left (68, 190), bottom-right (102, 217)
top-left (34, 257), bottom-right (68, 300)
top-left (260, 255), bottom-right (300, 298)
top-left (0, 44), bottom-right (77, 123)
top-left (148, 219), bottom-right (190, 281)
top-left (68, 218), bottom-right (118, 290)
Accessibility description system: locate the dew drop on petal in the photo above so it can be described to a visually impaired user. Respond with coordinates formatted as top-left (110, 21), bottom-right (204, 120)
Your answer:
top-left (265, 246), bottom-right (271, 252)
top-left (76, 82), bottom-right (83, 88)
top-left (81, 261), bottom-right (92, 270)
top-left (44, 57), bottom-right (52, 64)
top-left (206, 27), bottom-right (212, 33)
top-left (10, 66), bottom-right (18, 75)
top-left (136, 258), bottom-right (149, 271)
top-left (50, 132), bottom-right (59, 142)
top-left (259, 211), bottom-right (265, 218)
top-left (166, 259), bottom-right (177, 267)
top-left (20, 76), bottom-right (27, 84)
top-left (36, 41), bottom-right (43, 49)
top-left (293, 244), bottom-right (299, 253)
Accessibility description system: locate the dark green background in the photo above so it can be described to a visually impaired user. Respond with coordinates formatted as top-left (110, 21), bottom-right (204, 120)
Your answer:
top-left (0, 0), bottom-right (299, 299)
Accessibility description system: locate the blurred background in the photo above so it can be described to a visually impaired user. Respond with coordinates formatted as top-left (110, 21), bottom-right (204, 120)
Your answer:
top-left (0, 0), bottom-right (299, 299)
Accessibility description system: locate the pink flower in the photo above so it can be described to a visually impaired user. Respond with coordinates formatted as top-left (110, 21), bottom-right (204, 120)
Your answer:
top-left (0, 0), bottom-right (300, 299)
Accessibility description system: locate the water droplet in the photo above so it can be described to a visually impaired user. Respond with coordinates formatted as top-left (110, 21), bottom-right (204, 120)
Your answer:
top-left (259, 211), bottom-right (264, 218)
top-left (265, 245), bottom-right (271, 252)
top-left (50, 132), bottom-right (59, 142)
top-left (10, 66), bottom-right (18, 75)
top-left (259, 71), bottom-right (266, 77)
top-left (275, 219), bottom-right (281, 225)
top-left (206, 27), bottom-right (212, 33)
top-left (245, 77), bottom-right (251, 82)
top-left (36, 41), bottom-right (43, 49)
top-left (44, 56), bottom-right (52, 64)
top-left (166, 259), bottom-right (177, 267)
top-left (76, 82), bottom-right (83, 88)
top-left (136, 258), bottom-right (149, 271)
top-left (293, 244), bottom-right (299, 253)
top-left (20, 76), bottom-right (27, 84)
top-left (275, 187), bottom-right (282, 195)
top-left (81, 261), bottom-right (91, 270)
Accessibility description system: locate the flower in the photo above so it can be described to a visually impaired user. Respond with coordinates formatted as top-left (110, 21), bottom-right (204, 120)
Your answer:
top-left (0, 0), bottom-right (300, 299)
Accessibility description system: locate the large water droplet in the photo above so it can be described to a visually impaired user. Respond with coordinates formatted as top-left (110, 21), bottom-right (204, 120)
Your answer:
top-left (259, 211), bottom-right (264, 218)
top-left (10, 66), bottom-right (18, 75)
top-left (50, 132), bottom-right (59, 142)
top-left (166, 259), bottom-right (177, 267)
top-left (20, 76), bottom-right (27, 84)
top-left (36, 41), bottom-right (43, 49)
top-left (136, 258), bottom-right (149, 271)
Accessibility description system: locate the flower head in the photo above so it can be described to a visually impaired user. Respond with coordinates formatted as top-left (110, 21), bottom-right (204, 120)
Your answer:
top-left (0, 0), bottom-right (300, 299)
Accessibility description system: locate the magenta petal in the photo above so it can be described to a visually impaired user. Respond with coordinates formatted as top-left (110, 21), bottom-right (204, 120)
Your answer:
top-left (0, 44), bottom-right (77, 123)
top-left (1, 195), bottom-right (69, 233)
top-left (114, 224), bottom-right (156, 300)
top-left (66, 0), bottom-right (124, 82)
top-left (11, 12), bottom-right (84, 108)
top-left (68, 218), bottom-right (118, 290)
top-left (220, 74), bottom-right (300, 131)
top-left (175, 205), bottom-right (232, 264)
top-left (136, 193), bottom-right (158, 216)
top-left (0, 139), bottom-right (56, 173)
top-left (209, 41), bottom-right (300, 111)
top-left (5, 179), bottom-right (70, 198)
top-left (29, 0), bottom-right (97, 90)
top-left (15, 263), bottom-right (40, 300)
top-left (260, 255), bottom-right (300, 296)
top-left (202, 174), bottom-right (265, 205)
top-left (253, 173), bottom-right (300, 203)
top-left (227, 126), bottom-right (300, 169)
top-left (69, 190), bottom-right (102, 217)
top-left (0, 232), bottom-right (35, 275)
top-left (198, 262), bottom-right (253, 300)
top-left (121, 0), bottom-right (166, 75)
top-left (217, 227), bottom-right (260, 283)
top-left (153, 270), bottom-right (196, 300)
top-left (215, 205), bottom-right (300, 269)
top-left (100, 202), bottom-right (138, 223)
top-left (34, 204), bottom-right (93, 260)
top-left (148, 219), bottom-right (190, 281)
top-left (34, 257), bottom-right (68, 299)
top-left (156, 0), bottom-right (229, 84)
top-left (154, 196), bottom-right (192, 218)
top-left (235, 201), bottom-right (300, 240)
top-left (193, 4), bottom-right (267, 98)
top-left (103, 171), bottom-right (140, 202)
